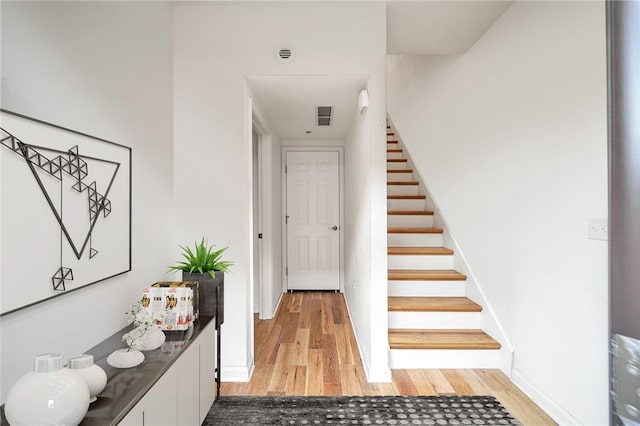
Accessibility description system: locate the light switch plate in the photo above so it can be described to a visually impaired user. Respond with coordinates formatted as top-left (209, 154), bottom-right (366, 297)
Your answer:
top-left (588, 218), bottom-right (608, 240)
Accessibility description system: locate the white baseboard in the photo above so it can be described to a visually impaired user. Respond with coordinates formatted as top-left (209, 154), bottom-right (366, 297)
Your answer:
top-left (511, 369), bottom-right (580, 425)
top-left (221, 363), bottom-right (254, 382)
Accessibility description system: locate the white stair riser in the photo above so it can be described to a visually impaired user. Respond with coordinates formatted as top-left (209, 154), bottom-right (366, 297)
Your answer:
top-left (388, 311), bottom-right (481, 329)
top-left (387, 161), bottom-right (408, 170)
top-left (388, 280), bottom-right (466, 297)
top-left (387, 172), bottom-right (413, 181)
top-left (387, 152), bottom-right (403, 160)
top-left (389, 349), bottom-right (500, 369)
top-left (387, 185), bottom-right (419, 196)
top-left (387, 254), bottom-right (454, 269)
top-left (387, 215), bottom-right (434, 227)
top-left (388, 233), bottom-right (443, 247)
top-left (387, 198), bottom-right (425, 211)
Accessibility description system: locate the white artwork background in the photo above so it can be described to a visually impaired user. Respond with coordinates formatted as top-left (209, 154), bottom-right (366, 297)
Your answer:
top-left (1, 111), bottom-right (131, 314)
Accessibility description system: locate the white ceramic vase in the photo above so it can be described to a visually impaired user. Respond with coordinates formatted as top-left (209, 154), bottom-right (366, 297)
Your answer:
top-left (106, 348), bottom-right (144, 369)
top-left (68, 354), bottom-right (108, 403)
top-left (5, 353), bottom-right (90, 426)
top-left (139, 327), bottom-right (166, 351)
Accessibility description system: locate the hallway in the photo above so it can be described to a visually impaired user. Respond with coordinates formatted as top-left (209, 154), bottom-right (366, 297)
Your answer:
top-left (221, 292), bottom-right (555, 424)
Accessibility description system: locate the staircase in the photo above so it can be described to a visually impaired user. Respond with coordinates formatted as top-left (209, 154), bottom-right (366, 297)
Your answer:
top-left (386, 124), bottom-right (502, 369)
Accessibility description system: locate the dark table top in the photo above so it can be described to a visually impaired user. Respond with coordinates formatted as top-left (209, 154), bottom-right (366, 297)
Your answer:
top-left (1, 316), bottom-right (214, 426)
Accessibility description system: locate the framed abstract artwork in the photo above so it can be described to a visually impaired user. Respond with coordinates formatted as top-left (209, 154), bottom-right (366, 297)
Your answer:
top-left (0, 109), bottom-right (132, 315)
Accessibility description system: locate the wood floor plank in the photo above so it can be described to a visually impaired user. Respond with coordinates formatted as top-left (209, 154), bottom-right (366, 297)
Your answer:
top-left (308, 300), bottom-right (323, 350)
top-left (248, 364), bottom-right (273, 396)
top-left (297, 296), bottom-right (314, 329)
top-left (279, 311), bottom-right (300, 344)
top-left (306, 349), bottom-right (324, 395)
top-left (323, 383), bottom-right (343, 396)
top-left (321, 294), bottom-right (336, 334)
top-left (288, 292), bottom-right (303, 313)
top-left (334, 323), bottom-right (355, 365)
top-left (441, 369), bottom-right (475, 395)
top-left (423, 370), bottom-right (457, 395)
top-left (294, 328), bottom-right (310, 366)
top-left (391, 369), bottom-right (418, 395)
top-left (406, 369), bottom-right (438, 395)
top-left (339, 364), bottom-right (363, 396)
top-left (322, 333), bottom-right (341, 384)
top-left (255, 322), bottom-right (282, 365)
top-left (286, 365), bottom-right (307, 395)
top-left (268, 343), bottom-right (295, 392)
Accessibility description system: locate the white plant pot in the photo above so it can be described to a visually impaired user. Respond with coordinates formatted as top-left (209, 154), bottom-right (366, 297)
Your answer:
top-left (139, 327), bottom-right (166, 351)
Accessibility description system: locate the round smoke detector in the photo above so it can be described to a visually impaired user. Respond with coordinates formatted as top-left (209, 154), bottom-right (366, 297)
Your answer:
top-left (276, 47), bottom-right (294, 64)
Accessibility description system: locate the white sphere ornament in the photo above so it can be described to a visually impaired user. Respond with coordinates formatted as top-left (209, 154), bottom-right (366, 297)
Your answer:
top-left (106, 348), bottom-right (144, 369)
top-left (139, 327), bottom-right (166, 351)
top-left (4, 353), bottom-right (90, 426)
top-left (68, 354), bottom-right (107, 403)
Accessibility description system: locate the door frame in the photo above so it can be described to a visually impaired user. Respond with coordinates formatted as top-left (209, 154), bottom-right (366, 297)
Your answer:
top-left (281, 146), bottom-right (345, 293)
top-left (251, 104), bottom-right (276, 320)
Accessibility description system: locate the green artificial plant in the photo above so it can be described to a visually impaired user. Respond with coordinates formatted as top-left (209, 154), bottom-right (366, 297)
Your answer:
top-left (168, 237), bottom-right (233, 279)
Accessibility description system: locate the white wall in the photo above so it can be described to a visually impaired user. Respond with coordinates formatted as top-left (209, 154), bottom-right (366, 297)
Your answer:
top-left (0, 1), bottom-right (174, 402)
top-left (344, 95), bottom-right (391, 382)
top-left (173, 1), bottom-right (387, 381)
top-left (387, 1), bottom-right (607, 424)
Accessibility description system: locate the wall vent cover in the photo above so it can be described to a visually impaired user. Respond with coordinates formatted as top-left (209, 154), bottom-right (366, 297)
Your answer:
top-left (316, 106), bottom-right (333, 126)
top-left (276, 48), bottom-right (293, 64)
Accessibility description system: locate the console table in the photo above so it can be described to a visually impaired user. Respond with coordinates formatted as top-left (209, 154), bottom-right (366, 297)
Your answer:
top-left (1, 316), bottom-right (217, 426)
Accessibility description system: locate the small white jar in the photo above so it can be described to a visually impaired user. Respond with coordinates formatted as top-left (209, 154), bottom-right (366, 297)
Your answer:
top-left (68, 354), bottom-right (108, 403)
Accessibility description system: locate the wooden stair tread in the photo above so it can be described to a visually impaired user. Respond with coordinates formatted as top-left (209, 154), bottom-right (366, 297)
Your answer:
top-left (387, 159), bottom-right (408, 163)
top-left (387, 195), bottom-right (425, 200)
top-left (388, 247), bottom-right (454, 256)
top-left (388, 269), bottom-right (466, 280)
top-left (388, 210), bottom-right (434, 216)
top-left (388, 329), bottom-right (501, 350)
top-left (387, 181), bottom-right (418, 186)
top-left (388, 227), bottom-right (443, 234)
top-left (387, 140), bottom-right (399, 144)
top-left (388, 297), bottom-right (480, 312)
top-left (387, 169), bottom-right (413, 173)
top-left (387, 149), bottom-right (402, 153)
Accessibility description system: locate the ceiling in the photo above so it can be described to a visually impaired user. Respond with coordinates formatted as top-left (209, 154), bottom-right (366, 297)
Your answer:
top-left (387, 1), bottom-right (514, 55)
top-left (249, 76), bottom-right (368, 141)
top-left (249, 1), bottom-right (513, 141)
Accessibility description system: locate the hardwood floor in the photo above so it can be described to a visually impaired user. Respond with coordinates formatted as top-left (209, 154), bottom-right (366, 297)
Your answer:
top-left (221, 292), bottom-right (556, 425)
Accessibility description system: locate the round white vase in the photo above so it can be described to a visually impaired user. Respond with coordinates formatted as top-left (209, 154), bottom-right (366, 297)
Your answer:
top-left (106, 348), bottom-right (144, 369)
top-left (68, 354), bottom-right (108, 403)
top-left (5, 353), bottom-right (90, 426)
top-left (139, 327), bottom-right (166, 351)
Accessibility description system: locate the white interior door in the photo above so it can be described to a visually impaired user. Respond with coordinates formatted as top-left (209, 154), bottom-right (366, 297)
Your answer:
top-left (286, 151), bottom-right (340, 290)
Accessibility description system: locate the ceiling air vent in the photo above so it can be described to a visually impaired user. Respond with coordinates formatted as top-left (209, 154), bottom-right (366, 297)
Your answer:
top-left (276, 48), bottom-right (294, 64)
top-left (316, 106), bottom-right (333, 127)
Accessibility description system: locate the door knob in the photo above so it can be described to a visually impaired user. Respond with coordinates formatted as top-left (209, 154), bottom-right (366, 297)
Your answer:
top-left (329, 225), bottom-right (338, 231)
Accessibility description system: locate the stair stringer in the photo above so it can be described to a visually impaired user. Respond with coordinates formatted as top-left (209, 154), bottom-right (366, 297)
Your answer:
top-left (387, 118), bottom-right (514, 376)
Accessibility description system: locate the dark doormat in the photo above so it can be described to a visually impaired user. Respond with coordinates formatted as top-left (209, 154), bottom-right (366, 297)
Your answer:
top-left (203, 395), bottom-right (520, 425)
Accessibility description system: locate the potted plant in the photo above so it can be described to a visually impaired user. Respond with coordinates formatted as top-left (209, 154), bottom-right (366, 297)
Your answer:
top-left (168, 238), bottom-right (232, 329)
